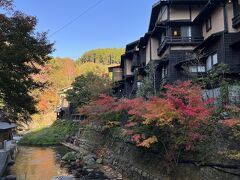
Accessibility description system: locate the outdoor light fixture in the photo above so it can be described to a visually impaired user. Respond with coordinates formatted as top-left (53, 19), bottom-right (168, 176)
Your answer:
top-left (173, 31), bottom-right (178, 36)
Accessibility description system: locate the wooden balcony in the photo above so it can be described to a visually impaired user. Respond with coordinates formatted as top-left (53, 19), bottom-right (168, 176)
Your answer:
top-left (158, 36), bottom-right (204, 55)
top-left (160, 0), bottom-right (208, 4)
top-left (233, 13), bottom-right (240, 28)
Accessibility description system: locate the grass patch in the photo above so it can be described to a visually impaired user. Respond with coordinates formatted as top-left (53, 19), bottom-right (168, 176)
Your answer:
top-left (19, 120), bottom-right (79, 146)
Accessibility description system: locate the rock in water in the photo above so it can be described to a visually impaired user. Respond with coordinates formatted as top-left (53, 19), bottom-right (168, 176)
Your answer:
top-left (2, 175), bottom-right (17, 180)
top-left (62, 152), bottom-right (76, 161)
top-left (52, 176), bottom-right (77, 180)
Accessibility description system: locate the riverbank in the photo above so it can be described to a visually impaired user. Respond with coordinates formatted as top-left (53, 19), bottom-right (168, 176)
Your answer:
top-left (19, 120), bottom-right (79, 146)
top-left (62, 122), bottom-right (240, 180)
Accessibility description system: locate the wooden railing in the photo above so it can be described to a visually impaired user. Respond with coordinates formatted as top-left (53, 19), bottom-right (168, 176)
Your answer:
top-left (158, 36), bottom-right (204, 54)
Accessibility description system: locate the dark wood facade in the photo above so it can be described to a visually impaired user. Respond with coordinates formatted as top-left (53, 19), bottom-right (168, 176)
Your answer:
top-left (112, 0), bottom-right (240, 98)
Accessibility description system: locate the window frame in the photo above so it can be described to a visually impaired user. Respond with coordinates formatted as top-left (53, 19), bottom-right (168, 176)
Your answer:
top-left (206, 16), bottom-right (212, 32)
top-left (188, 65), bottom-right (206, 73)
top-left (162, 65), bottom-right (168, 78)
top-left (206, 52), bottom-right (218, 71)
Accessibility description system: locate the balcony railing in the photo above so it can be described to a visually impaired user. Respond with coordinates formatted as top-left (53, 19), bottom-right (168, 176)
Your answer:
top-left (233, 13), bottom-right (240, 28)
top-left (158, 36), bottom-right (204, 55)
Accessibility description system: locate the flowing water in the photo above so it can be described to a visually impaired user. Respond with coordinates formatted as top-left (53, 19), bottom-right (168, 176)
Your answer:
top-left (6, 146), bottom-right (71, 180)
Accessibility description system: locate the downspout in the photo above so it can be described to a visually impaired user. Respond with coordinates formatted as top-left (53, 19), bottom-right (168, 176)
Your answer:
top-left (223, 2), bottom-right (228, 64)
top-left (150, 37), bottom-right (152, 62)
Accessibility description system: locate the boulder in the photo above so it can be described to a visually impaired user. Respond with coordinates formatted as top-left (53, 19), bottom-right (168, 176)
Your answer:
top-left (62, 152), bottom-right (76, 161)
top-left (96, 158), bottom-right (103, 164)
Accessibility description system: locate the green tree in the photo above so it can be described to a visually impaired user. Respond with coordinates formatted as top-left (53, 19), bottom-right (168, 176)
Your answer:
top-left (76, 48), bottom-right (125, 65)
top-left (0, 0), bottom-right (12, 9)
top-left (66, 73), bottom-right (112, 110)
top-left (137, 62), bottom-right (158, 98)
top-left (75, 62), bottom-right (108, 77)
top-left (0, 12), bottom-right (53, 123)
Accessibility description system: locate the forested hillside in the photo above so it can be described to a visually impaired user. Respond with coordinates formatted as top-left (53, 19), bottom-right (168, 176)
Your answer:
top-left (76, 48), bottom-right (124, 65)
top-left (31, 48), bottom-right (123, 129)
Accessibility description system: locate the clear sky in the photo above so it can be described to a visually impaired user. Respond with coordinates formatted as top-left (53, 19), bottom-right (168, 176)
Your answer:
top-left (14, 0), bottom-right (158, 59)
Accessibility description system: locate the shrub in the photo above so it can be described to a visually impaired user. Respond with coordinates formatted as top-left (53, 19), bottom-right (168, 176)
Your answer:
top-left (77, 81), bottom-right (215, 163)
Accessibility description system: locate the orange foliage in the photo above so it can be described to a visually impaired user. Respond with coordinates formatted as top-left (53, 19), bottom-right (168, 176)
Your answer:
top-left (78, 81), bottom-right (215, 153)
top-left (220, 119), bottom-right (240, 127)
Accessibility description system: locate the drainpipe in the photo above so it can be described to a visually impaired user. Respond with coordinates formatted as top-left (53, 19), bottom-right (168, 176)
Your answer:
top-left (150, 37), bottom-right (152, 62)
top-left (223, 2), bottom-right (228, 64)
top-left (223, 2), bottom-right (228, 32)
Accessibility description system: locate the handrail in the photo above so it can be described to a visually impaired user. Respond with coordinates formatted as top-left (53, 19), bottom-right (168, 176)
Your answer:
top-left (158, 36), bottom-right (204, 54)
top-left (162, 36), bottom-right (204, 43)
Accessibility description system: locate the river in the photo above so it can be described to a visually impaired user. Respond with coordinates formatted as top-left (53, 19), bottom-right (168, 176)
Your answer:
top-left (6, 146), bottom-right (71, 180)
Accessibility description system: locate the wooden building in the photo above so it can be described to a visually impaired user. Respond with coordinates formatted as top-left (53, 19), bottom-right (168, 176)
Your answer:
top-left (114, 0), bottom-right (240, 98)
top-left (108, 65), bottom-right (124, 98)
top-left (0, 122), bottom-right (16, 150)
top-left (0, 121), bottom-right (17, 177)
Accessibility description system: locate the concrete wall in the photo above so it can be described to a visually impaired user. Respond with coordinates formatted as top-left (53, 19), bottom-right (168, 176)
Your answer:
top-left (203, 86), bottom-right (240, 104)
top-left (203, 7), bottom-right (224, 39)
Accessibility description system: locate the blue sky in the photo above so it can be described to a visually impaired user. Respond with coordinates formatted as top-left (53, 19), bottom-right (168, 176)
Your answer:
top-left (14, 0), bottom-right (158, 59)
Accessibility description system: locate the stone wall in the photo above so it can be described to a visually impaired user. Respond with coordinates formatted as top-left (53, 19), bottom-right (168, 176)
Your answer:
top-left (203, 85), bottom-right (240, 104)
top-left (75, 125), bottom-right (240, 180)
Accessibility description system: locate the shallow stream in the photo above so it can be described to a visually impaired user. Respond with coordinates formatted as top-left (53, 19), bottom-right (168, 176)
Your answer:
top-left (6, 146), bottom-right (70, 180)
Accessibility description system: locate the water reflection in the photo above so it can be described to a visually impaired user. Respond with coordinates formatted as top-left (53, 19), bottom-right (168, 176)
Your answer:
top-left (8, 146), bottom-right (70, 180)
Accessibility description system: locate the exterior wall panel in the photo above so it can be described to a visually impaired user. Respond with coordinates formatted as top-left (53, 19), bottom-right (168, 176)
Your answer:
top-left (191, 5), bottom-right (203, 21)
top-left (125, 59), bottom-right (133, 76)
top-left (226, 3), bottom-right (240, 32)
top-left (203, 7), bottom-right (224, 39)
top-left (167, 50), bottom-right (191, 82)
top-left (158, 6), bottom-right (168, 22)
top-left (151, 38), bottom-right (160, 61)
top-left (170, 5), bottom-right (191, 21)
top-left (224, 33), bottom-right (240, 73)
top-left (112, 68), bottom-right (123, 81)
top-left (146, 40), bottom-right (151, 65)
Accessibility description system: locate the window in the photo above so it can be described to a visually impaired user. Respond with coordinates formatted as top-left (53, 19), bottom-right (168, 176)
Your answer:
top-left (189, 66), bottom-right (206, 73)
top-left (162, 65), bottom-right (168, 78)
top-left (172, 27), bottom-right (181, 37)
top-left (181, 26), bottom-right (192, 37)
top-left (137, 81), bottom-right (142, 89)
top-left (206, 53), bottom-right (218, 71)
top-left (189, 66), bottom-right (197, 73)
top-left (198, 66), bottom-right (206, 72)
top-left (212, 53), bottom-right (218, 65)
top-left (206, 17), bottom-right (212, 32)
top-left (206, 56), bottom-right (212, 71)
